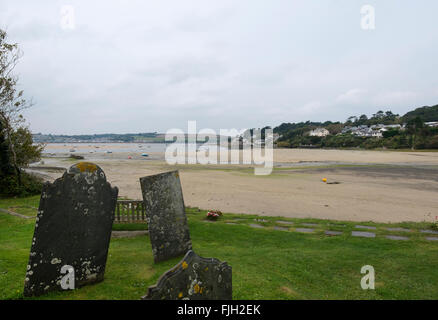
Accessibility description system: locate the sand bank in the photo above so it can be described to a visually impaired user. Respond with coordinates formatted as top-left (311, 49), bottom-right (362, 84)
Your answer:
top-left (35, 147), bottom-right (438, 223)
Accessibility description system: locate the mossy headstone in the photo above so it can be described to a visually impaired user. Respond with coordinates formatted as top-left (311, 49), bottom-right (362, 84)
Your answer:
top-left (139, 170), bottom-right (191, 263)
top-left (23, 162), bottom-right (118, 297)
top-left (143, 250), bottom-right (232, 300)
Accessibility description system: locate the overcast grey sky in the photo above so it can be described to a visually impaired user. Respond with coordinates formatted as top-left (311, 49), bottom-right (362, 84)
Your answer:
top-left (1, 0), bottom-right (438, 134)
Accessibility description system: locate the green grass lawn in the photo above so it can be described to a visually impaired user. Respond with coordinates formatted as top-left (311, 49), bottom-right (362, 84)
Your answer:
top-left (0, 196), bottom-right (438, 300)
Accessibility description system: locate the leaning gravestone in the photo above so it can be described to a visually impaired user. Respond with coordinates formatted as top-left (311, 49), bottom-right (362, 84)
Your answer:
top-left (23, 162), bottom-right (118, 297)
top-left (142, 250), bottom-right (232, 300)
top-left (139, 170), bottom-right (191, 263)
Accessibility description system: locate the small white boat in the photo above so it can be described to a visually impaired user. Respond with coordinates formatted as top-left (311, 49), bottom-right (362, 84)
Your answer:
top-left (141, 153), bottom-right (149, 157)
top-left (69, 149), bottom-right (75, 152)
top-left (106, 150), bottom-right (112, 154)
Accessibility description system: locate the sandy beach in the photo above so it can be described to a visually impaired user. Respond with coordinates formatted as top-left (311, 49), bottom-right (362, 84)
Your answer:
top-left (33, 145), bottom-right (438, 223)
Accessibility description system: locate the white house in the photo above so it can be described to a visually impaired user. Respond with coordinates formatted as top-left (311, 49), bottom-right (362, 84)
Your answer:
top-left (371, 130), bottom-right (383, 138)
top-left (309, 128), bottom-right (330, 137)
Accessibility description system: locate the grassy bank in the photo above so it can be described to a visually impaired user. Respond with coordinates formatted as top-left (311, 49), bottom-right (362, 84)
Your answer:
top-left (0, 196), bottom-right (437, 299)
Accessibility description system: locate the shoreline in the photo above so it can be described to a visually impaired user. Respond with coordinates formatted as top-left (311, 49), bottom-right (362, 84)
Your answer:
top-left (30, 147), bottom-right (438, 224)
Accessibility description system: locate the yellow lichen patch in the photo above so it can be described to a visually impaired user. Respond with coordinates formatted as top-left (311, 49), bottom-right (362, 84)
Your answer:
top-left (204, 267), bottom-right (208, 271)
top-left (175, 172), bottom-right (179, 178)
top-left (182, 261), bottom-right (188, 269)
top-left (178, 292), bottom-right (183, 298)
top-left (193, 284), bottom-right (200, 294)
top-left (75, 162), bottom-right (98, 173)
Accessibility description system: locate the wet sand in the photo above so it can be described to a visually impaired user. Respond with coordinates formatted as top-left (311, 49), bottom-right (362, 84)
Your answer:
top-left (34, 147), bottom-right (438, 223)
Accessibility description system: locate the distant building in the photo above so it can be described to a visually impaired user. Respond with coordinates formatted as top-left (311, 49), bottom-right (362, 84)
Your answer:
top-left (308, 128), bottom-right (330, 137)
top-left (425, 121), bottom-right (438, 127)
top-left (371, 130), bottom-right (383, 138)
top-left (342, 123), bottom-right (404, 138)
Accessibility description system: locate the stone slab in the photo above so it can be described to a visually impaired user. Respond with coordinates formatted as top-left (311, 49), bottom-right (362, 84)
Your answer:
top-left (385, 235), bottom-right (409, 240)
top-left (276, 220), bottom-right (293, 225)
top-left (325, 230), bottom-right (343, 236)
top-left (249, 223), bottom-right (264, 229)
top-left (273, 226), bottom-right (289, 231)
top-left (140, 171), bottom-right (192, 263)
top-left (302, 223), bottom-right (318, 227)
top-left (0, 207), bottom-right (34, 219)
top-left (352, 231), bottom-right (375, 238)
top-left (386, 227), bottom-right (411, 232)
top-left (23, 162), bottom-right (118, 297)
top-left (420, 229), bottom-right (438, 234)
top-left (294, 228), bottom-right (314, 233)
top-left (355, 225), bottom-right (377, 230)
top-left (143, 250), bottom-right (232, 300)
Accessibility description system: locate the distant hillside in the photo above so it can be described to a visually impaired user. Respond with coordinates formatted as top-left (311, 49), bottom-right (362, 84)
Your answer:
top-left (274, 121), bottom-right (343, 136)
top-left (402, 104), bottom-right (438, 122)
top-left (273, 103), bottom-right (438, 150)
top-left (32, 132), bottom-right (162, 143)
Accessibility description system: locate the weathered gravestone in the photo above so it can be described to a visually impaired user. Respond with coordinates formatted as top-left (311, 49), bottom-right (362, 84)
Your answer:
top-left (23, 162), bottom-right (118, 297)
top-left (142, 250), bottom-right (232, 300)
top-left (139, 170), bottom-right (191, 263)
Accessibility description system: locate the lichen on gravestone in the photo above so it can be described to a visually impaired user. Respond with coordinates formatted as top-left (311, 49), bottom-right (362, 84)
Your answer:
top-left (139, 170), bottom-right (192, 263)
top-left (23, 162), bottom-right (118, 297)
top-left (142, 250), bottom-right (232, 300)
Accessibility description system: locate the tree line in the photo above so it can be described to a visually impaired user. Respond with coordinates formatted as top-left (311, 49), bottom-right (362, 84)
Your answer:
top-left (0, 29), bottom-right (43, 197)
top-left (274, 106), bottom-right (438, 150)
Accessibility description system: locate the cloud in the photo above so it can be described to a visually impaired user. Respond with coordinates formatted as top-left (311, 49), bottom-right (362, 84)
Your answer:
top-left (1, 0), bottom-right (437, 134)
top-left (296, 101), bottom-right (322, 115)
top-left (372, 90), bottom-right (419, 106)
top-left (336, 88), bottom-right (368, 104)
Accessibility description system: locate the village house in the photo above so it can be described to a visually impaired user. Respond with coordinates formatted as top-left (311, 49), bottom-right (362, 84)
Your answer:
top-left (308, 128), bottom-right (330, 137)
top-left (342, 124), bottom-right (405, 138)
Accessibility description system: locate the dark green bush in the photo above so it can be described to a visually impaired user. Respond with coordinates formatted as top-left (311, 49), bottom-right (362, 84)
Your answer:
top-left (0, 171), bottom-right (43, 198)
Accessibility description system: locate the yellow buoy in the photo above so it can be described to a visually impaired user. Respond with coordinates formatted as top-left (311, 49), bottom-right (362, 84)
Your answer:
top-left (322, 178), bottom-right (327, 183)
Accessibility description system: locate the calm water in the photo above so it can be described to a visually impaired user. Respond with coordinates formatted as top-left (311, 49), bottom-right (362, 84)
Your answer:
top-left (42, 142), bottom-right (228, 154)
top-left (42, 143), bottom-right (169, 154)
